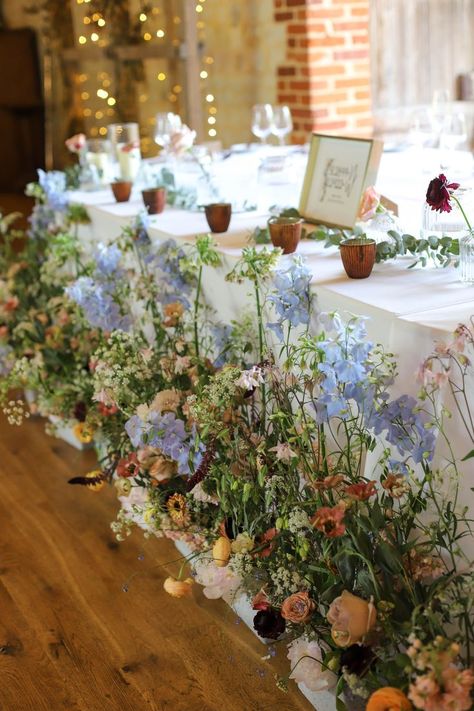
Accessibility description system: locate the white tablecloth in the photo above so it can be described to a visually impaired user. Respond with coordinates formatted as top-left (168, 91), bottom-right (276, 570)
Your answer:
top-left (70, 148), bottom-right (474, 490)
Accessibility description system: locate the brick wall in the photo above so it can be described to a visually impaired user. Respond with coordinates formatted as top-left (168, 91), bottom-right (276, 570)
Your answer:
top-left (274, 0), bottom-right (372, 142)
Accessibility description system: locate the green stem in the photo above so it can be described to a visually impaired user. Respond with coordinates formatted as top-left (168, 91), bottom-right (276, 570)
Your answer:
top-left (194, 264), bottom-right (202, 358)
top-left (254, 279), bottom-right (266, 427)
top-left (451, 195), bottom-right (472, 231)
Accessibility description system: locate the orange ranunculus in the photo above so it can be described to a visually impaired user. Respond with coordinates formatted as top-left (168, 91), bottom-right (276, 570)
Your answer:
top-left (366, 687), bottom-right (412, 711)
top-left (281, 591), bottom-right (316, 624)
top-left (327, 590), bottom-right (376, 647)
top-left (163, 577), bottom-right (193, 598)
top-left (212, 536), bottom-right (231, 567)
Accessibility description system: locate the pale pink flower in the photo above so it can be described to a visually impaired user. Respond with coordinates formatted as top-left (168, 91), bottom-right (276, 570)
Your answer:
top-left (270, 442), bottom-right (298, 462)
top-left (357, 186), bottom-right (380, 221)
top-left (235, 366), bottom-right (264, 390)
top-left (193, 557), bottom-right (240, 600)
top-left (190, 481), bottom-right (219, 504)
top-left (175, 355), bottom-right (192, 374)
top-left (287, 637), bottom-right (336, 692)
top-left (65, 133), bottom-right (86, 153)
top-left (169, 124), bottom-right (196, 156)
top-left (409, 674), bottom-right (440, 709)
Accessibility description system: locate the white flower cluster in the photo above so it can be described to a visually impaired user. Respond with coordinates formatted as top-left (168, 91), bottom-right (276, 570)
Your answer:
top-left (3, 399), bottom-right (30, 426)
top-left (287, 507), bottom-right (311, 533)
top-left (270, 565), bottom-right (303, 598)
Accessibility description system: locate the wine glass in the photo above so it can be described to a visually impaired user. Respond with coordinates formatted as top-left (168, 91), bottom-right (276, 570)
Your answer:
top-left (432, 88), bottom-right (451, 138)
top-left (271, 105), bottom-right (293, 145)
top-left (439, 111), bottom-right (468, 172)
top-left (251, 104), bottom-right (274, 145)
top-left (155, 112), bottom-right (182, 151)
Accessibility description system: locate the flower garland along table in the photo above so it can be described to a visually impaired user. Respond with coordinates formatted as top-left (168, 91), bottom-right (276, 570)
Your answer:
top-left (1, 170), bottom-right (474, 711)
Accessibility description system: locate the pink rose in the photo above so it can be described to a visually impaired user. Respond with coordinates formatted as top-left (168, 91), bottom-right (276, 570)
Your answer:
top-left (65, 133), bottom-right (86, 154)
top-left (358, 186), bottom-right (380, 221)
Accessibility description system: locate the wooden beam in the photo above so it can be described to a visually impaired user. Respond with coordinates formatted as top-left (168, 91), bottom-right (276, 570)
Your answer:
top-left (182, 0), bottom-right (203, 139)
top-left (61, 44), bottom-right (181, 63)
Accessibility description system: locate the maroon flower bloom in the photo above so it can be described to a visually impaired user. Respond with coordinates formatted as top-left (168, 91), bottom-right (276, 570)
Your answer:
top-left (426, 174), bottom-right (460, 213)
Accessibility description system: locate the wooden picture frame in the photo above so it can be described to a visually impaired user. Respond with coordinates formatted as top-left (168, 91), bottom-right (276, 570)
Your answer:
top-left (298, 133), bottom-right (383, 229)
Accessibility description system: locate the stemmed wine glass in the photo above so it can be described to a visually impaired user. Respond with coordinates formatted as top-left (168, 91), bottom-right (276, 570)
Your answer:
top-left (251, 104), bottom-right (274, 145)
top-left (271, 105), bottom-right (293, 145)
top-left (155, 112), bottom-right (182, 152)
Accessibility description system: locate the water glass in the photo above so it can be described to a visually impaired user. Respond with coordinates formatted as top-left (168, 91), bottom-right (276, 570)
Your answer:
top-left (107, 123), bottom-right (141, 181)
top-left (460, 230), bottom-right (474, 282)
top-left (155, 112), bottom-right (182, 151)
top-left (85, 139), bottom-right (113, 184)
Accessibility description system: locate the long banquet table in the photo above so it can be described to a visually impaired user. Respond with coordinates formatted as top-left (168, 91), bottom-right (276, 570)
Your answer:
top-left (70, 145), bottom-right (474, 488)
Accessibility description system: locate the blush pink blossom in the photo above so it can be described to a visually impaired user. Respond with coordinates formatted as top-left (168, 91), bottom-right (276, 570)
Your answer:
top-left (358, 186), bottom-right (380, 222)
top-left (287, 637), bottom-right (336, 692)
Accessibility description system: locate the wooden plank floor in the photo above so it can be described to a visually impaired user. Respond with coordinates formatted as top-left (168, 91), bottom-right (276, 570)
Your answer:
top-left (0, 415), bottom-right (314, 711)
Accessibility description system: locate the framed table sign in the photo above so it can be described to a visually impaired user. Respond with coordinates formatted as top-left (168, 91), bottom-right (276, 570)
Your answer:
top-left (299, 134), bottom-right (383, 229)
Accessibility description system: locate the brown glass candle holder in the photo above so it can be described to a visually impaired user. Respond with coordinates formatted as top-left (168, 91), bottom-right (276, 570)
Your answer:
top-left (204, 203), bottom-right (232, 233)
top-left (111, 180), bottom-right (132, 203)
top-left (340, 237), bottom-right (377, 279)
top-left (142, 187), bottom-right (166, 215)
top-left (267, 216), bottom-right (303, 255)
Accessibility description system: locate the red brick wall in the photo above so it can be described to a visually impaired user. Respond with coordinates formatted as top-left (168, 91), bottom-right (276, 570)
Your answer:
top-left (274, 0), bottom-right (372, 143)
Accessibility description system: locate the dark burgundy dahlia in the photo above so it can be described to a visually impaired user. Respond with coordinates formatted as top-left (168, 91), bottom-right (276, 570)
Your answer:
top-left (426, 173), bottom-right (459, 213)
top-left (253, 608), bottom-right (286, 640)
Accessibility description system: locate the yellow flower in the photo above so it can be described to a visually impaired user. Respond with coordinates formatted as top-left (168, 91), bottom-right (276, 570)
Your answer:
top-left (212, 536), bottom-right (231, 567)
top-left (85, 470), bottom-right (105, 492)
top-left (366, 687), bottom-right (412, 711)
top-left (163, 576), bottom-right (193, 598)
top-left (166, 493), bottom-right (187, 524)
top-left (73, 422), bottom-right (94, 443)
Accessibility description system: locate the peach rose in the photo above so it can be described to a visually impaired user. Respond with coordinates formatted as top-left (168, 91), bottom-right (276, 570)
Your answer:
top-left (149, 456), bottom-right (176, 482)
top-left (151, 388), bottom-right (180, 413)
top-left (358, 186), bottom-right (380, 222)
top-left (163, 576), bottom-right (193, 598)
top-left (281, 591), bottom-right (316, 624)
top-left (212, 536), bottom-right (231, 567)
top-left (163, 301), bottom-right (185, 327)
top-left (327, 590), bottom-right (376, 647)
top-left (367, 687), bottom-right (411, 711)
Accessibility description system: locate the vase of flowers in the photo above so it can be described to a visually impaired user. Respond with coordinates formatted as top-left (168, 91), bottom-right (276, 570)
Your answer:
top-left (425, 173), bottom-right (474, 282)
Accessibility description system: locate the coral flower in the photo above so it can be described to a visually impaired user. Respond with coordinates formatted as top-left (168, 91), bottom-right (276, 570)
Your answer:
top-left (117, 453), bottom-right (140, 478)
top-left (163, 576), bottom-right (193, 598)
top-left (163, 301), bottom-right (185, 327)
top-left (366, 687), bottom-right (412, 711)
top-left (358, 186), bottom-right (380, 222)
top-left (254, 527), bottom-right (278, 558)
top-left (311, 504), bottom-right (346, 538)
top-left (426, 174), bottom-right (459, 213)
top-left (252, 588), bottom-right (270, 611)
top-left (344, 480), bottom-right (377, 501)
top-left (281, 591), bottom-right (316, 624)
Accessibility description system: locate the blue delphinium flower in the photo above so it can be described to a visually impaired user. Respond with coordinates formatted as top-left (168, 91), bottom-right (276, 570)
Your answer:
top-left (0, 344), bottom-right (14, 376)
top-left (66, 277), bottom-right (131, 332)
top-left (152, 239), bottom-right (194, 307)
top-left (212, 322), bottom-right (232, 367)
top-left (125, 410), bottom-right (200, 475)
top-left (267, 256), bottom-right (313, 342)
top-left (28, 203), bottom-right (55, 237)
top-left (38, 169), bottom-right (68, 212)
top-left (94, 243), bottom-right (123, 279)
top-left (370, 394), bottom-right (437, 464)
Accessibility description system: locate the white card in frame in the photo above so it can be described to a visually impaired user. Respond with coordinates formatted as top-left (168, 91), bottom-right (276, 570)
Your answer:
top-left (299, 133), bottom-right (383, 229)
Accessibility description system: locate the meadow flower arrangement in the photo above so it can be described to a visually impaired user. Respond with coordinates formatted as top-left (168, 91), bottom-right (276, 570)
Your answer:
top-left (1, 170), bottom-right (474, 711)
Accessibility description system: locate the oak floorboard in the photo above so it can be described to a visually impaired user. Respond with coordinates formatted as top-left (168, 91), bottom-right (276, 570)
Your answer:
top-left (0, 416), bottom-right (314, 711)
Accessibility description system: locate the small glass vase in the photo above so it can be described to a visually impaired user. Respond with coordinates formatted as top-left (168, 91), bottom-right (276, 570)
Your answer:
top-left (459, 229), bottom-right (474, 282)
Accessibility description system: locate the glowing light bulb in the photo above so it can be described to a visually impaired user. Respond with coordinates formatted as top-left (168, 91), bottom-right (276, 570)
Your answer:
top-left (200, 70), bottom-right (208, 79)
top-left (91, 32), bottom-right (99, 42)
top-left (107, 97), bottom-right (116, 106)
top-left (206, 94), bottom-right (214, 102)
top-left (157, 72), bottom-right (166, 81)
top-left (208, 129), bottom-right (217, 137)
top-left (139, 13), bottom-right (147, 21)
top-left (156, 29), bottom-right (165, 38)
top-left (78, 35), bottom-right (87, 44)
top-left (143, 32), bottom-right (152, 41)
top-left (97, 89), bottom-right (108, 99)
